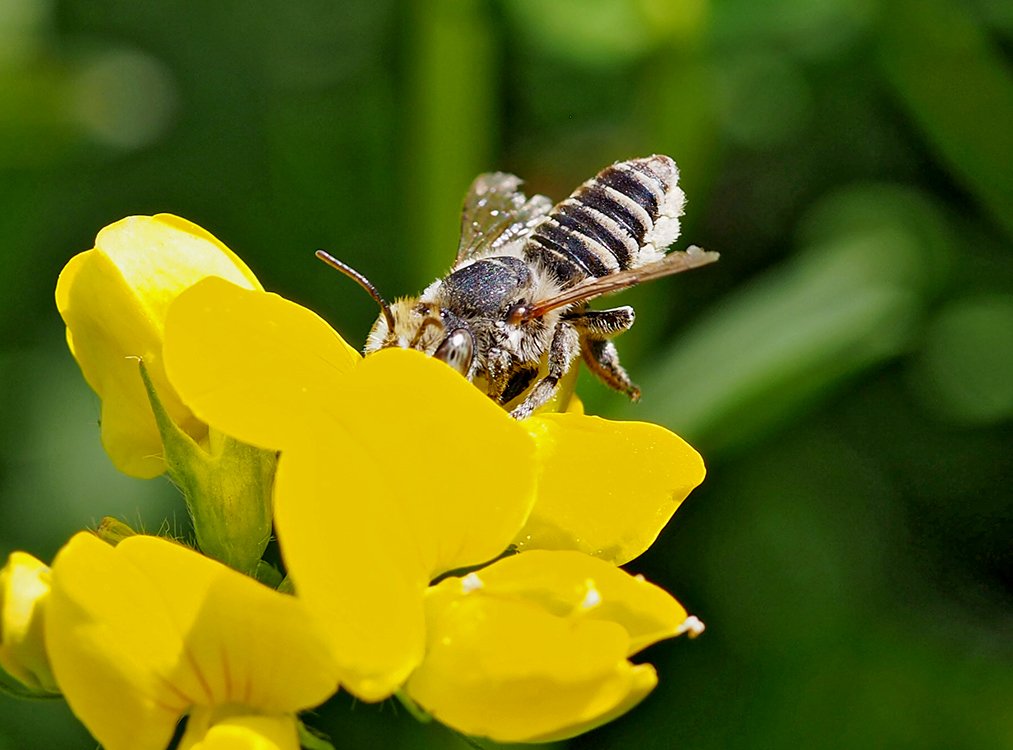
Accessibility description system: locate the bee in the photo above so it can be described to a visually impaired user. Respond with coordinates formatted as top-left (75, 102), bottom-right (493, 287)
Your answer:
top-left (317, 155), bottom-right (718, 418)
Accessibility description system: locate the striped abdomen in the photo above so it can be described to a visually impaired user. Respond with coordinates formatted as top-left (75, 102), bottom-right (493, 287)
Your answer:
top-left (523, 155), bottom-right (686, 288)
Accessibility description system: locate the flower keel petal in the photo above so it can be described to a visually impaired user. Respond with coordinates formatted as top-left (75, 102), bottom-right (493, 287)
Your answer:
top-left (468, 549), bottom-right (689, 655)
top-left (180, 711), bottom-right (299, 750)
top-left (406, 592), bottom-right (652, 742)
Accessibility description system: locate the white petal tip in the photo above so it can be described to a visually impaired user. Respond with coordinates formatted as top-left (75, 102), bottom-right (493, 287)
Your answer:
top-left (677, 615), bottom-right (705, 639)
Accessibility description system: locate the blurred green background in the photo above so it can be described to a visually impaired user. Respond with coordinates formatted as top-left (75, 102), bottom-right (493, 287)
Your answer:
top-left (1, 0), bottom-right (1011, 747)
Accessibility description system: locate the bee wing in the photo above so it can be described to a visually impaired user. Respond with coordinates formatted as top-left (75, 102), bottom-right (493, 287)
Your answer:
top-left (457, 172), bottom-right (553, 264)
top-left (523, 246), bottom-right (720, 319)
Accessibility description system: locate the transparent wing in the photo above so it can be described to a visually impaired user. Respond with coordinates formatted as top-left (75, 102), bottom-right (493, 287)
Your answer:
top-left (522, 246), bottom-right (720, 319)
top-left (457, 172), bottom-right (553, 264)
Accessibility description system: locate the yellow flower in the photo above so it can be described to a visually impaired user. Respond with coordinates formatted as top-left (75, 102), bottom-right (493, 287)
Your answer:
top-left (45, 532), bottom-right (339, 750)
top-left (161, 273), bottom-right (706, 738)
top-left (56, 214), bottom-right (262, 478)
top-left (163, 278), bottom-right (537, 701)
top-left (162, 275), bottom-right (704, 570)
top-left (0, 551), bottom-right (58, 696)
top-left (404, 550), bottom-right (697, 742)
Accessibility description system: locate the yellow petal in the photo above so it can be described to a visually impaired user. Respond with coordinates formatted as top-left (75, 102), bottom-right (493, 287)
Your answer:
top-left (56, 215), bottom-right (262, 478)
top-left (163, 276), bottom-right (361, 452)
top-left (46, 533), bottom-right (338, 750)
top-left (273, 447), bottom-right (426, 702)
top-left (0, 551), bottom-right (58, 694)
top-left (180, 710), bottom-right (299, 750)
top-left (274, 348), bottom-right (537, 701)
top-left (165, 280), bottom-right (535, 576)
top-left (517, 413), bottom-right (705, 565)
top-left (164, 279), bottom-right (538, 700)
top-left (466, 550), bottom-right (689, 655)
top-left (405, 589), bottom-right (654, 742)
top-left (526, 663), bottom-right (657, 743)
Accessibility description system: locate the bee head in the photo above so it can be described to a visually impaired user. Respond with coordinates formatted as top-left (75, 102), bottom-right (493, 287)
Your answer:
top-left (365, 300), bottom-right (475, 378)
top-left (315, 251), bottom-right (475, 377)
top-left (365, 298), bottom-right (443, 352)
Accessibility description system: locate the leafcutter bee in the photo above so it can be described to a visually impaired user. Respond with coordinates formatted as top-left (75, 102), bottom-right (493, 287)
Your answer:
top-left (318, 155), bottom-right (718, 418)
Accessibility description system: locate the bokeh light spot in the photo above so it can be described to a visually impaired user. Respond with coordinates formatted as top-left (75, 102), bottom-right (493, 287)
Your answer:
top-left (913, 295), bottom-right (1013, 425)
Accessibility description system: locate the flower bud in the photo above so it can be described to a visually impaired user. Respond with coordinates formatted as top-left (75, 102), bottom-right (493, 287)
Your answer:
top-left (0, 551), bottom-right (59, 697)
top-left (56, 214), bottom-right (262, 478)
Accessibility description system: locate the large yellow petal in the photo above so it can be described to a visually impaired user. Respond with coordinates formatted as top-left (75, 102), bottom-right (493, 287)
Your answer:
top-left (273, 348), bottom-right (537, 701)
top-left (56, 215), bottom-right (262, 478)
top-left (517, 413), bottom-right (705, 565)
top-left (405, 588), bottom-right (654, 743)
top-left (46, 533), bottom-right (338, 750)
top-left (273, 446), bottom-right (426, 702)
top-left (165, 278), bottom-right (536, 570)
top-left (165, 280), bottom-right (539, 700)
top-left (467, 550), bottom-right (689, 655)
top-left (163, 276), bottom-right (361, 452)
top-left (314, 348), bottom-right (537, 578)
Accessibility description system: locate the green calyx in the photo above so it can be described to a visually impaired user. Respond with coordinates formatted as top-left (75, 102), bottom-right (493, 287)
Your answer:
top-left (139, 360), bottom-right (276, 577)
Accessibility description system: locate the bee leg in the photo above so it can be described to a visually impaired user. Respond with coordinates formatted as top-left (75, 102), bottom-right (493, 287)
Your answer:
top-left (565, 306), bottom-right (641, 400)
top-left (563, 306), bottom-right (635, 337)
top-left (580, 338), bottom-right (641, 401)
top-left (509, 322), bottom-right (581, 419)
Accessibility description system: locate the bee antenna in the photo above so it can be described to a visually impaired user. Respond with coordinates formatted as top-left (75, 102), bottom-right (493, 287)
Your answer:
top-left (314, 249), bottom-right (396, 334)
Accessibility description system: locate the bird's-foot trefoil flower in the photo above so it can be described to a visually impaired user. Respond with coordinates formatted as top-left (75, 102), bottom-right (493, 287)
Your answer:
top-left (39, 213), bottom-right (709, 746)
top-left (404, 550), bottom-right (695, 743)
top-left (161, 271), bottom-right (707, 741)
top-left (164, 277), bottom-right (538, 701)
top-left (56, 214), bottom-right (262, 479)
top-left (45, 532), bottom-right (340, 750)
top-left (56, 215), bottom-right (276, 574)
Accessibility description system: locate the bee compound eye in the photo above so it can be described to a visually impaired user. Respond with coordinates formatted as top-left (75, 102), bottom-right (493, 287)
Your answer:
top-left (433, 328), bottom-right (475, 376)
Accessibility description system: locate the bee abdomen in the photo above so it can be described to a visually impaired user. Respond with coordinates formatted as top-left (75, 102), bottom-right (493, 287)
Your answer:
top-left (524, 155), bottom-right (685, 287)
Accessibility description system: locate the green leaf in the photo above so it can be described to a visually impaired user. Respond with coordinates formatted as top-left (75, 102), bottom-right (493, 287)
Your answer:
top-left (406, 0), bottom-right (497, 278)
top-left (624, 185), bottom-right (954, 453)
top-left (878, 0), bottom-right (1013, 240)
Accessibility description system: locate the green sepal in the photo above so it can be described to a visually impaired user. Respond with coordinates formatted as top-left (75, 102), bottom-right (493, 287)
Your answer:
top-left (253, 560), bottom-right (284, 589)
top-left (395, 689), bottom-right (434, 724)
top-left (139, 359), bottom-right (276, 576)
top-left (0, 663), bottom-right (60, 700)
top-left (297, 719), bottom-right (337, 750)
top-left (277, 575), bottom-right (296, 595)
top-left (93, 516), bottom-right (138, 546)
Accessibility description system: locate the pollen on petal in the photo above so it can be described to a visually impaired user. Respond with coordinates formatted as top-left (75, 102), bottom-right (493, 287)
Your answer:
top-left (580, 581), bottom-right (602, 611)
top-left (461, 573), bottom-right (484, 593)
